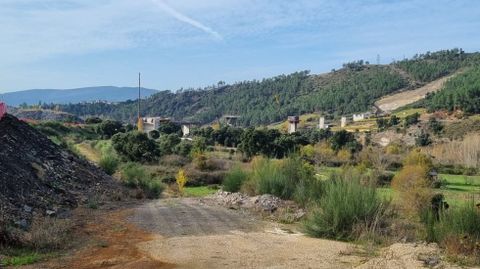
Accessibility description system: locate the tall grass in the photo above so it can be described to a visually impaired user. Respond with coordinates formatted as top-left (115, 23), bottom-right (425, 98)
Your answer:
top-left (304, 172), bottom-right (388, 241)
top-left (94, 140), bottom-right (120, 175)
top-left (428, 200), bottom-right (480, 263)
top-left (249, 156), bottom-right (316, 200)
top-left (239, 156), bottom-right (323, 204)
top-left (254, 159), bottom-right (293, 199)
top-left (99, 154), bottom-right (119, 175)
top-left (223, 166), bottom-right (248, 192)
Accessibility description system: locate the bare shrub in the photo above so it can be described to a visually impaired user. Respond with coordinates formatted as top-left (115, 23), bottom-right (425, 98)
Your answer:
top-left (22, 217), bottom-right (73, 251)
top-left (0, 208), bottom-right (21, 247)
top-left (424, 133), bottom-right (480, 169)
top-left (391, 150), bottom-right (434, 216)
top-left (159, 154), bottom-right (189, 167)
top-left (314, 142), bottom-right (336, 165)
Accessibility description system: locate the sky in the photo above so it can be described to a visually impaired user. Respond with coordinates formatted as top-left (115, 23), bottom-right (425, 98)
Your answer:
top-left (0, 0), bottom-right (479, 93)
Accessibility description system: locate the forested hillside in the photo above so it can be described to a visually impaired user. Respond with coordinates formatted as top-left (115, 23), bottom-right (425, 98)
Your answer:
top-left (426, 66), bottom-right (480, 113)
top-left (53, 49), bottom-right (479, 126)
top-left (395, 49), bottom-right (469, 83)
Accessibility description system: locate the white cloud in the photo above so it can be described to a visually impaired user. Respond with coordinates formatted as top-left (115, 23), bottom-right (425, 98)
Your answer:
top-left (0, 0), bottom-right (478, 69)
top-left (150, 0), bottom-right (223, 41)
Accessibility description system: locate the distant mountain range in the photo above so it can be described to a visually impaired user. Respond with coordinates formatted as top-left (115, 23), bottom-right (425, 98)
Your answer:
top-left (1, 86), bottom-right (158, 107)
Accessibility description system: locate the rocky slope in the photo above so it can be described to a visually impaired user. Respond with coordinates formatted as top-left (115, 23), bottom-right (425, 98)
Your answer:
top-left (0, 114), bottom-right (120, 228)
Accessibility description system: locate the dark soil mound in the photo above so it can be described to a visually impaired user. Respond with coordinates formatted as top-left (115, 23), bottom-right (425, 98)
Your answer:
top-left (0, 114), bottom-right (119, 226)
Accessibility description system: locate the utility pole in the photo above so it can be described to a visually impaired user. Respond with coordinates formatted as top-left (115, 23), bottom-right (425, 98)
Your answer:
top-left (138, 72), bottom-right (141, 119)
top-left (137, 72), bottom-right (144, 132)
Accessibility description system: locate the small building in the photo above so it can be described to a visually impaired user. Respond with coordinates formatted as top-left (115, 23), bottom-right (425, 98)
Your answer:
top-left (178, 121), bottom-right (198, 137)
top-left (353, 113), bottom-right (365, 122)
top-left (142, 117), bottom-right (170, 133)
top-left (288, 116), bottom-right (300, 134)
top-left (428, 170), bottom-right (439, 182)
top-left (221, 115), bottom-right (241, 126)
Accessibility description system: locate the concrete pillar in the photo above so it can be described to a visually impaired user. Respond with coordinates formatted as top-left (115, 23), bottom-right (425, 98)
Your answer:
top-left (182, 124), bottom-right (190, 137)
top-left (341, 117), bottom-right (347, 128)
top-left (288, 116), bottom-right (300, 134)
top-left (319, 117), bottom-right (325, 129)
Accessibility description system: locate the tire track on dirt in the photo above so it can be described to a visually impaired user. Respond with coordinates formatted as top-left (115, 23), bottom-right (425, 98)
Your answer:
top-left (130, 198), bottom-right (260, 237)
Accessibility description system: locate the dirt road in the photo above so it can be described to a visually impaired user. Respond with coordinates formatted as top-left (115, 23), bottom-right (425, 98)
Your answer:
top-left (375, 72), bottom-right (460, 112)
top-left (27, 198), bottom-right (464, 269)
top-left (128, 198), bottom-right (363, 269)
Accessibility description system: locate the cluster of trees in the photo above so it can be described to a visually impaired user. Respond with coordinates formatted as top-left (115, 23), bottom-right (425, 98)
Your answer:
top-left (376, 115), bottom-right (400, 130)
top-left (395, 49), bottom-right (467, 82)
top-left (107, 120), bottom-right (350, 162)
top-left (342, 60), bottom-right (369, 71)
top-left (192, 126), bottom-right (243, 147)
top-left (377, 113), bottom-right (420, 130)
top-left (426, 66), bottom-right (480, 114)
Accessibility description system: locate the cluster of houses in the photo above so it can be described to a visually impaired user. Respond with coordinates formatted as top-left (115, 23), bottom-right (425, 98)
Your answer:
top-left (139, 106), bottom-right (385, 136)
top-left (287, 106), bottom-right (385, 134)
top-left (139, 115), bottom-right (241, 137)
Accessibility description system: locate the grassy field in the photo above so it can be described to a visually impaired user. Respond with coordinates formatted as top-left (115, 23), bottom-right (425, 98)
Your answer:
top-left (0, 249), bottom-right (54, 267)
top-left (184, 186), bottom-right (218, 197)
top-left (393, 108), bottom-right (426, 118)
top-left (74, 142), bottom-right (101, 163)
top-left (316, 166), bottom-right (480, 206)
top-left (439, 174), bottom-right (480, 206)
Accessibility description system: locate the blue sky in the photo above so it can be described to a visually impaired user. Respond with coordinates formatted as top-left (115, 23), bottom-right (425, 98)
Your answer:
top-left (1, 0), bottom-right (479, 93)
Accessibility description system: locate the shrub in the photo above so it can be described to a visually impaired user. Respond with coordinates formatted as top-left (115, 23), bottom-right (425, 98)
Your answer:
top-left (112, 131), bottom-right (159, 163)
top-left (392, 164), bottom-right (433, 215)
top-left (404, 112), bottom-right (420, 127)
top-left (149, 130), bottom-right (160, 139)
top-left (248, 156), bottom-right (316, 201)
top-left (415, 131), bottom-right (432, 147)
top-left (85, 117), bottom-right (102, 124)
top-left (96, 120), bottom-right (124, 138)
top-left (98, 154), bottom-right (119, 175)
top-left (120, 163), bottom-right (164, 199)
top-left (142, 179), bottom-right (165, 199)
top-left (176, 169), bottom-right (188, 195)
top-left (293, 174), bottom-right (323, 206)
top-left (223, 166), bottom-right (248, 192)
top-left (158, 134), bottom-right (181, 155)
top-left (300, 144), bottom-right (315, 159)
top-left (304, 173), bottom-right (388, 240)
top-left (314, 142), bottom-right (336, 165)
top-left (426, 200), bottom-right (480, 264)
top-left (121, 163), bottom-right (147, 187)
top-left (22, 217), bottom-right (73, 251)
top-left (251, 158), bottom-right (292, 199)
top-left (403, 149), bottom-right (433, 169)
top-left (191, 152), bottom-right (221, 171)
top-left (174, 141), bottom-right (193, 157)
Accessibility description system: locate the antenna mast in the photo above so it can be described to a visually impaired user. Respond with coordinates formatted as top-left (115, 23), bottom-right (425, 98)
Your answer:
top-left (138, 72), bottom-right (141, 119)
top-left (137, 72), bottom-right (144, 132)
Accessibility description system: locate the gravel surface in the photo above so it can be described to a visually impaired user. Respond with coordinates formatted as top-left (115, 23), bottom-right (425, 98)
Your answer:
top-left (129, 198), bottom-right (261, 237)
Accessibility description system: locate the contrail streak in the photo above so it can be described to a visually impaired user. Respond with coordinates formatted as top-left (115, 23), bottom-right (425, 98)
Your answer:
top-left (151, 0), bottom-right (223, 41)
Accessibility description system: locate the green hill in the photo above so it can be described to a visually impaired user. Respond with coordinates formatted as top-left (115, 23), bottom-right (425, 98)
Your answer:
top-left (54, 49), bottom-right (479, 126)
